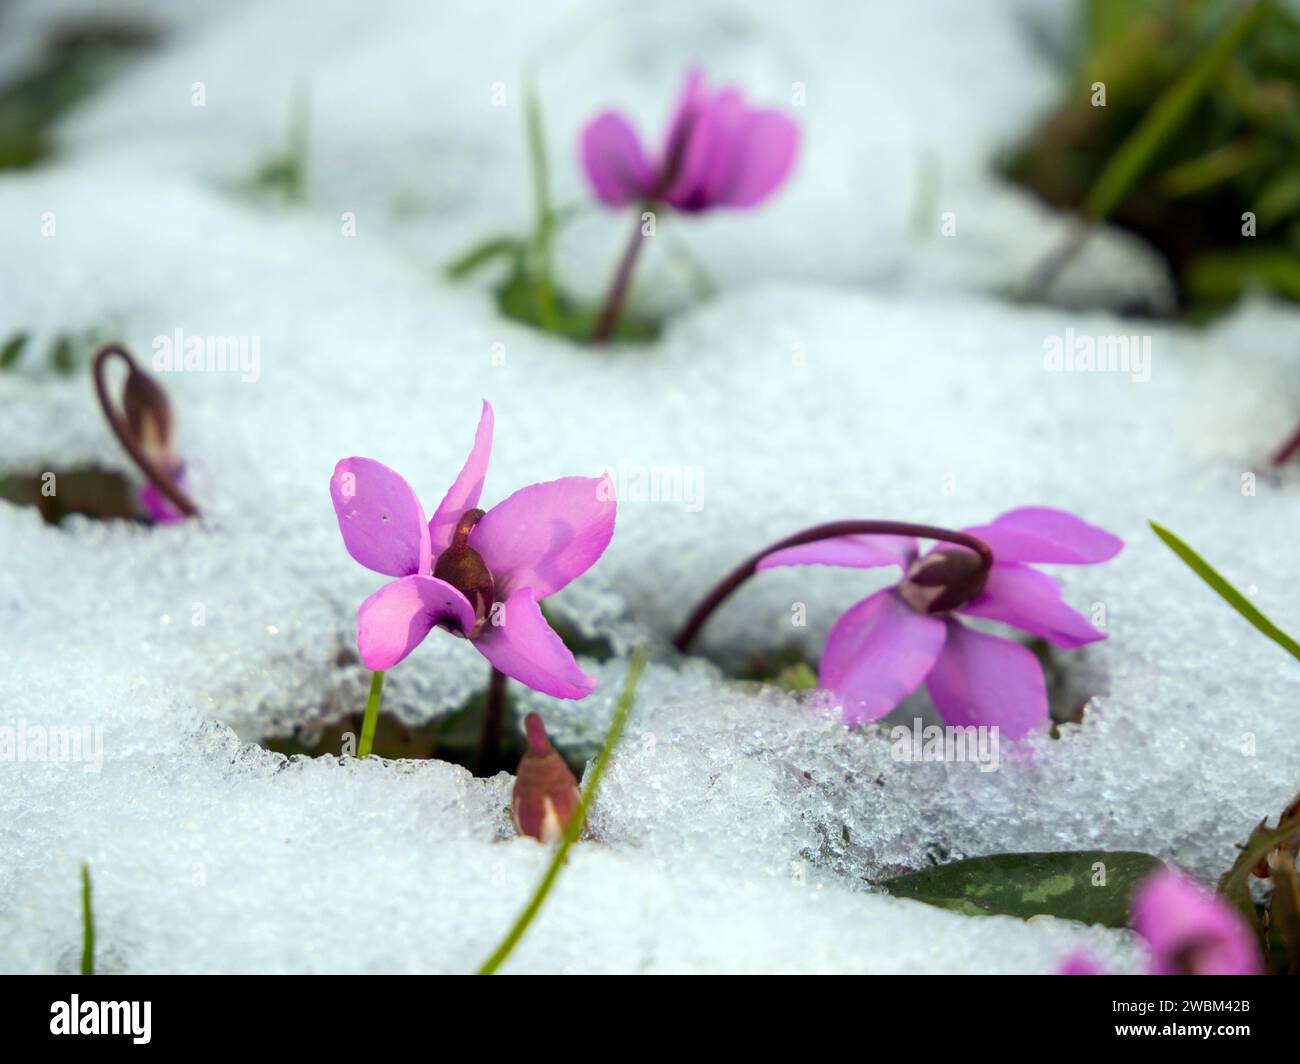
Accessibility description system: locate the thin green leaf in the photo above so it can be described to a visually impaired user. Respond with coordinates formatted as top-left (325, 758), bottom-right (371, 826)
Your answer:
top-left (1083, 0), bottom-right (1266, 220)
top-left (523, 74), bottom-right (559, 332)
top-left (0, 331), bottom-right (28, 369)
top-left (50, 334), bottom-right (75, 374)
top-left (1149, 521), bottom-right (1300, 662)
top-left (445, 235), bottom-right (521, 279)
top-left (80, 862), bottom-right (94, 976)
top-left (477, 648), bottom-right (648, 974)
top-left (881, 850), bottom-right (1164, 926)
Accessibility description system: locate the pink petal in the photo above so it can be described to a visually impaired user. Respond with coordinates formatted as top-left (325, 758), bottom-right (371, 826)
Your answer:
top-left (925, 621), bottom-right (1048, 739)
top-left (580, 112), bottom-right (654, 207)
top-left (757, 534), bottom-right (917, 573)
top-left (711, 108), bottom-right (799, 208)
top-left (664, 88), bottom-right (745, 211)
top-left (469, 475), bottom-right (616, 601)
top-left (356, 575), bottom-right (476, 671)
top-left (429, 400), bottom-right (494, 555)
top-left (819, 589), bottom-right (947, 725)
top-left (962, 508), bottom-right (1123, 566)
top-left (960, 563), bottom-right (1107, 649)
top-left (331, 458), bottom-right (431, 577)
top-left (1056, 950), bottom-right (1107, 976)
top-left (661, 69), bottom-right (708, 170)
top-left (140, 463), bottom-right (187, 524)
top-left (1131, 869), bottom-right (1263, 976)
top-left (473, 587), bottom-right (596, 699)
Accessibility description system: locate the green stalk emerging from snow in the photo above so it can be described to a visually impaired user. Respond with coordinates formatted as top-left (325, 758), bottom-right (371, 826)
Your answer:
top-left (477, 648), bottom-right (648, 975)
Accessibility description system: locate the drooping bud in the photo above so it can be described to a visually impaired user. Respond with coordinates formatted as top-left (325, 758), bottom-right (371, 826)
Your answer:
top-left (898, 548), bottom-right (989, 614)
top-left (511, 713), bottom-right (582, 843)
top-left (432, 508), bottom-right (494, 635)
top-left (122, 363), bottom-right (175, 466)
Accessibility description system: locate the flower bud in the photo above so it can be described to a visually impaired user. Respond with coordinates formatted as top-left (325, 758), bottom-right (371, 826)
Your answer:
top-left (122, 364), bottom-right (174, 464)
top-left (898, 548), bottom-right (988, 614)
top-left (511, 713), bottom-right (582, 843)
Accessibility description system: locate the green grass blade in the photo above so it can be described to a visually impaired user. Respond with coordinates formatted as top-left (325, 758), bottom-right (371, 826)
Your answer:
top-left (477, 648), bottom-right (648, 974)
top-left (80, 862), bottom-right (94, 976)
top-left (0, 332), bottom-right (28, 369)
top-left (1083, 0), bottom-right (1266, 220)
top-left (1149, 520), bottom-right (1300, 662)
top-left (523, 74), bottom-right (559, 333)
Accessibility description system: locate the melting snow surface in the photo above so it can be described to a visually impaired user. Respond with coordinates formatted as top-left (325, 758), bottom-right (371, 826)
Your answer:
top-left (1, 0), bottom-right (1296, 972)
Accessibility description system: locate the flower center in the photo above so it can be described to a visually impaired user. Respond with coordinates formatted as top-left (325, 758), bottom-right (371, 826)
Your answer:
top-left (898, 549), bottom-right (988, 614)
top-left (432, 508), bottom-right (494, 637)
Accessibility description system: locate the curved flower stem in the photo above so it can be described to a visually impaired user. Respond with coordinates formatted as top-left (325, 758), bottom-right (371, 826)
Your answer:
top-left (590, 208), bottom-right (650, 344)
top-left (92, 344), bottom-right (200, 519)
top-left (475, 667), bottom-right (509, 776)
top-left (357, 670), bottom-right (384, 758)
top-left (1271, 423), bottom-right (1300, 467)
top-left (477, 648), bottom-right (647, 975)
top-left (672, 521), bottom-right (994, 652)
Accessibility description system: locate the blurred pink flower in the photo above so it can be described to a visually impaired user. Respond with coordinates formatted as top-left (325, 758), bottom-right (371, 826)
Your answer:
top-left (330, 401), bottom-right (615, 698)
top-left (1059, 868), bottom-right (1263, 975)
top-left (581, 69), bottom-right (799, 212)
top-left (758, 507), bottom-right (1122, 738)
top-left (140, 462), bottom-right (188, 524)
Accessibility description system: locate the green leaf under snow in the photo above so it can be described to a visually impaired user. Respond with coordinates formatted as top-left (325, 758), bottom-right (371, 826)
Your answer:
top-left (881, 850), bottom-right (1165, 926)
top-left (1149, 521), bottom-right (1300, 663)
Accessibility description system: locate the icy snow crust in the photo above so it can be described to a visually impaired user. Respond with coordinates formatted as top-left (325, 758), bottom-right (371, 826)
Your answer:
top-left (1, 0), bottom-right (1297, 972)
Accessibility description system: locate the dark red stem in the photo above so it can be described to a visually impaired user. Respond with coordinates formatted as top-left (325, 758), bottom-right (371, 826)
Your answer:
top-left (92, 344), bottom-right (200, 519)
top-left (590, 209), bottom-right (649, 344)
top-left (672, 521), bottom-right (994, 652)
top-left (1271, 423), bottom-right (1300, 467)
top-left (475, 666), bottom-right (508, 776)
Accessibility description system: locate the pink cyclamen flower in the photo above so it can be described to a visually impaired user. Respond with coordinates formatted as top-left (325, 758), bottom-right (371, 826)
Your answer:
top-left (329, 401), bottom-right (615, 699)
top-left (581, 68), bottom-right (799, 212)
top-left (1132, 869), bottom-right (1263, 975)
top-left (140, 462), bottom-right (188, 524)
top-left (757, 507), bottom-right (1122, 738)
top-left (1059, 869), bottom-right (1263, 976)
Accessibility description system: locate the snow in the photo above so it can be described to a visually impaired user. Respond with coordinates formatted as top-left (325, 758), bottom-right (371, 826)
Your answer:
top-left (1, 0), bottom-right (1297, 973)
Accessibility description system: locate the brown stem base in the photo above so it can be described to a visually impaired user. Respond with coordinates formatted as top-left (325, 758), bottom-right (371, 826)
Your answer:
top-left (474, 667), bottom-right (509, 776)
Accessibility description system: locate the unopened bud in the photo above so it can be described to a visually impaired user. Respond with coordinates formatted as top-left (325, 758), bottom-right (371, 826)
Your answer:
top-left (511, 713), bottom-right (582, 843)
top-left (122, 364), bottom-right (174, 464)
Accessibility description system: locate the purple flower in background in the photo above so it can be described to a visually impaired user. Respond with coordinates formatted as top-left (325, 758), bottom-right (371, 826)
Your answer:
top-left (330, 401), bottom-right (616, 699)
top-left (1060, 869), bottom-right (1263, 976)
top-left (757, 507), bottom-right (1122, 738)
top-left (582, 69), bottom-right (800, 212)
